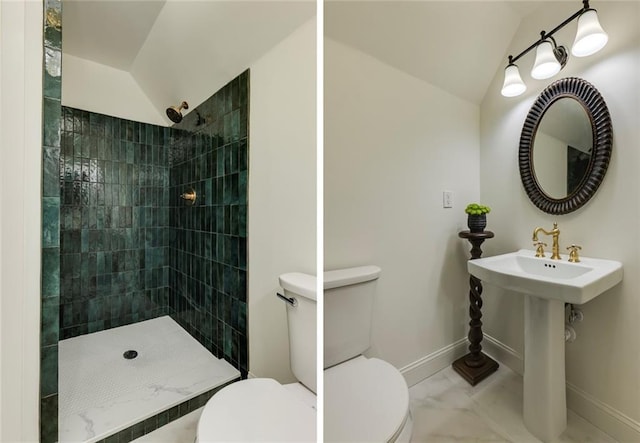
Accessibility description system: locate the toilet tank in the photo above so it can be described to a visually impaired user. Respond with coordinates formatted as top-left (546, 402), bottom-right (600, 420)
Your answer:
top-left (279, 272), bottom-right (317, 393)
top-left (324, 265), bottom-right (381, 369)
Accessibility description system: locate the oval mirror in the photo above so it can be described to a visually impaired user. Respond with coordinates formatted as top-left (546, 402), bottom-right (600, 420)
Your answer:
top-left (519, 78), bottom-right (612, 214)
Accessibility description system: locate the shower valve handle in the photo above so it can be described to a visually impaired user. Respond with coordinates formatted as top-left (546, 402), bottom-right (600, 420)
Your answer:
top-left (180, 188), bottom-right (196, 205)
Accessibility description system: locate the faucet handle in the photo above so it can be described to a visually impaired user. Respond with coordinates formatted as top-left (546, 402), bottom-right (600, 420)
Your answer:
top-left (534, 241), bottom-right (547, 257)
top-left (567, 245), bottom-right (582, 263)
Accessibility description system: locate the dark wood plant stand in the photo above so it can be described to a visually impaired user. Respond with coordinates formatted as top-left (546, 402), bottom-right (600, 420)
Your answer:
top-left (452, 230), bottom-right (499, 386)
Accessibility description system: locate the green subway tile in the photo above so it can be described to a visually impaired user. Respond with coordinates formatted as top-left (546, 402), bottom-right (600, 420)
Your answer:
top-left (117, 427), bottom-right (133, 442)
top-left (239, 70), bottom-right (249, 106)
top-left (40, 394), bottom-right (58, 443)
top-left (224, 323), bottom-right (232, 358)
top-left (62, 253), bottom-right (80, 278)
top-left (42, 197), bottom-right (60, 247)
top-left (230, 110), bottom-right (240, 142)
top-left (238, 302), bottom-right (246, 331)
top-left (239, 108), bottom-right (248, 140)
top-left (42, 247), bottom-right (60, 297)
top-left (238, 139), bottom-right (248, 172)
top-left (178, 399), bottom-right (190, 416)
top-left (81, 229), bottom-right (89, 253)
top-left (40, 345), bottom-right (58, 397)
top-left (61, 230), bottom-right (80, 253)
top-left (43, 147), bottom-right (60, 197)
top-left (44, 19), bottom-right (62, 50)
top-left (231, 77), bottom-right (240, 110)
top-left (43, 49), bottom-right (61, 99)
top-left (238, 205), bottom-right (247, 238)
top-left (238, 238), bottom-right (246, 271)
top-left (41, 297), bottom-right (59, 346)
top-left (131, 421), bottom-right (145, 440)
top-left (143, 415), bottom-right (157, 434)
top-left (43, 97), bottom-right (61, 147)
top-left (238, 171), bottom-right (247, 205)
top-left (157, 410), bottom-right (168, 428)
top-left (80, 134), bottom-right (90, 157)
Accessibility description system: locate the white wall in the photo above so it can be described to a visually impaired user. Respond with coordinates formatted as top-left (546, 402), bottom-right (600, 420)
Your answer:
top-left (0, 0), bottom-right (43, 440)
top-left (62, 53), bottom-right (166, 125)
top-left (129, 2), bottom-right (314, 130)
top-left (533, 131), bottom-right (567, 199)
top-left (480, 2), bottom-right (640, 439)
top-left (248, 19), bottom-right (317, 381)
top-left (324, 38), bottom-right (480, 373)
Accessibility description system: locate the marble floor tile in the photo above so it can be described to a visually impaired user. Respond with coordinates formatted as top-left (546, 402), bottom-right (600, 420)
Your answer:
top-left (409, 362), bottom-right (617, 443)
top-left (411, 406), bottom-right (512, 442)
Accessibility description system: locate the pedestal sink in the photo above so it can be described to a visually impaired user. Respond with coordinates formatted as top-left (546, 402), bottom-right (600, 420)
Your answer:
top-left (468, 249), bottom-right (623, 442)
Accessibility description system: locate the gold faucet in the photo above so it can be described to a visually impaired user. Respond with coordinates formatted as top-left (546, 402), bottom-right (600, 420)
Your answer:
top-left (532, 223), bottom-right (561, 260)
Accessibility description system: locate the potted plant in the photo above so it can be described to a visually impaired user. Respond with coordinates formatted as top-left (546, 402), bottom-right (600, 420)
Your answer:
top-left (465, 203), bottom-right (491, 233)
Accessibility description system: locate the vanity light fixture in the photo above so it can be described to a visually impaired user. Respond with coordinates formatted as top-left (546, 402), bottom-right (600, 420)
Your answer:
top-left (501, 0), bottom-right (608, 97)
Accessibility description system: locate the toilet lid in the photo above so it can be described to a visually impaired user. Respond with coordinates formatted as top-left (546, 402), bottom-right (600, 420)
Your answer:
top-left (324, 356), bottom-right (409, 442)
top-left (197, 378), bottom-right (316, 442)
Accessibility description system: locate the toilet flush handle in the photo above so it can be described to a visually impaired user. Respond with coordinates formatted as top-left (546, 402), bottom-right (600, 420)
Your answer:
top-left (276, 292), bottom-right (297, 307)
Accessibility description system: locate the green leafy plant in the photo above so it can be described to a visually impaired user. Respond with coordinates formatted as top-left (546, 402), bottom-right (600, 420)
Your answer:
top-left (465, 203), bottom-right (491, 215)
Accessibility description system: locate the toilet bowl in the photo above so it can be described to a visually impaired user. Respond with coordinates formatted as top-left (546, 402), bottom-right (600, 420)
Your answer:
top-left (324, 266), bottom-right (413, 442)
top-left (325, 356), bottom-right (412, 442)
top-left (197, 378), bottom-right (316, 442)
top-left (196, 272), bottom-right (317, 442)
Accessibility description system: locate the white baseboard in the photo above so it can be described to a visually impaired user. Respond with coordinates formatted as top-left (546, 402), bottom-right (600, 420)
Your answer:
top-left (566, 382), bottom-right (640, 442)
top-left (398, 338), bottom-right (468, 387)
top-left (482, 333), bottom-right (524, 376)
top-left (482, 333), bottom-right (640, 442)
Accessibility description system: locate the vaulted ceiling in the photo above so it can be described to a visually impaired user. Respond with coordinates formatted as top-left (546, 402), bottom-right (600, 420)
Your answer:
top-left (62, 1), bottom-right (545, 117)
top-left (325, 1), bottom-right (544, 104)
top-left (62, 0), bottom-right (316, 122)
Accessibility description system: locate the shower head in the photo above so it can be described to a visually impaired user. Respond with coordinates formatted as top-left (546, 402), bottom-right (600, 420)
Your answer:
top-left (166, 101), bottom-right (189, 123)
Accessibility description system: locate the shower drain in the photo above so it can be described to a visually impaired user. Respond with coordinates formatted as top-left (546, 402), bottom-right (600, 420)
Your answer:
top-left (123, 350), bottom-right (138, 360)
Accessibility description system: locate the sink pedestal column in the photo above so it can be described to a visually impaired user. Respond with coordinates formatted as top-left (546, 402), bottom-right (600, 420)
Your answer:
top-left (524, 295), bottom-right (566, 442)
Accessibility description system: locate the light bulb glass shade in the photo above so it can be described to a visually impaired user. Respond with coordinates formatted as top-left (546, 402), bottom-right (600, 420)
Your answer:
top-left (501, 64), bottom-right (526, 97)
top-left (572, 9), bottom-right (608, 57)
top-left (531, 40), bottom-right (561, 79)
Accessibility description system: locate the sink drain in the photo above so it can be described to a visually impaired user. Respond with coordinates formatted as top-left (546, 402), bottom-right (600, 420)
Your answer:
top-left (123, 350), bottom-right (138, 360)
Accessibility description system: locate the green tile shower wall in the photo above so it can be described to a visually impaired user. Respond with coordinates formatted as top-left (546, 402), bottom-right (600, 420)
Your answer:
top-left (58, 107), bottom-right (171, 339)
top-left (41, 0), bottom-right (62, 441)
top-left (169, 71), bottom-right (249, 376)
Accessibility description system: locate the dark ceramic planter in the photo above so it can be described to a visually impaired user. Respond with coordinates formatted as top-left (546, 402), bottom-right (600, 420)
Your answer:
top-left (467, 214), bottom-right (487, 233)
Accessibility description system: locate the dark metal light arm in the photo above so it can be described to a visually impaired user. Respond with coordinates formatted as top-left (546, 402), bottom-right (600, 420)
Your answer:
top-left (507, 0), bottom-right (590, 65)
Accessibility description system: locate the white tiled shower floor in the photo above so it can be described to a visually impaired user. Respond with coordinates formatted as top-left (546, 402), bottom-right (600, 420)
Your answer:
top-left (58, 316), bottom-right (240, 443)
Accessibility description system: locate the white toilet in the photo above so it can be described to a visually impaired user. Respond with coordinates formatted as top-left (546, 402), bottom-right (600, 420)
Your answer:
top-left (324, 265), bottom-right (413, 442)
top-left (196, 272), bottom-right (316, 442)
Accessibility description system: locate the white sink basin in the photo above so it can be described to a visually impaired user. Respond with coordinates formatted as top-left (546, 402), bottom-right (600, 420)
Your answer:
top-left (468, 248), bottom-right (623, 441)
top-left (468, 249), bottom-right (623, 304)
